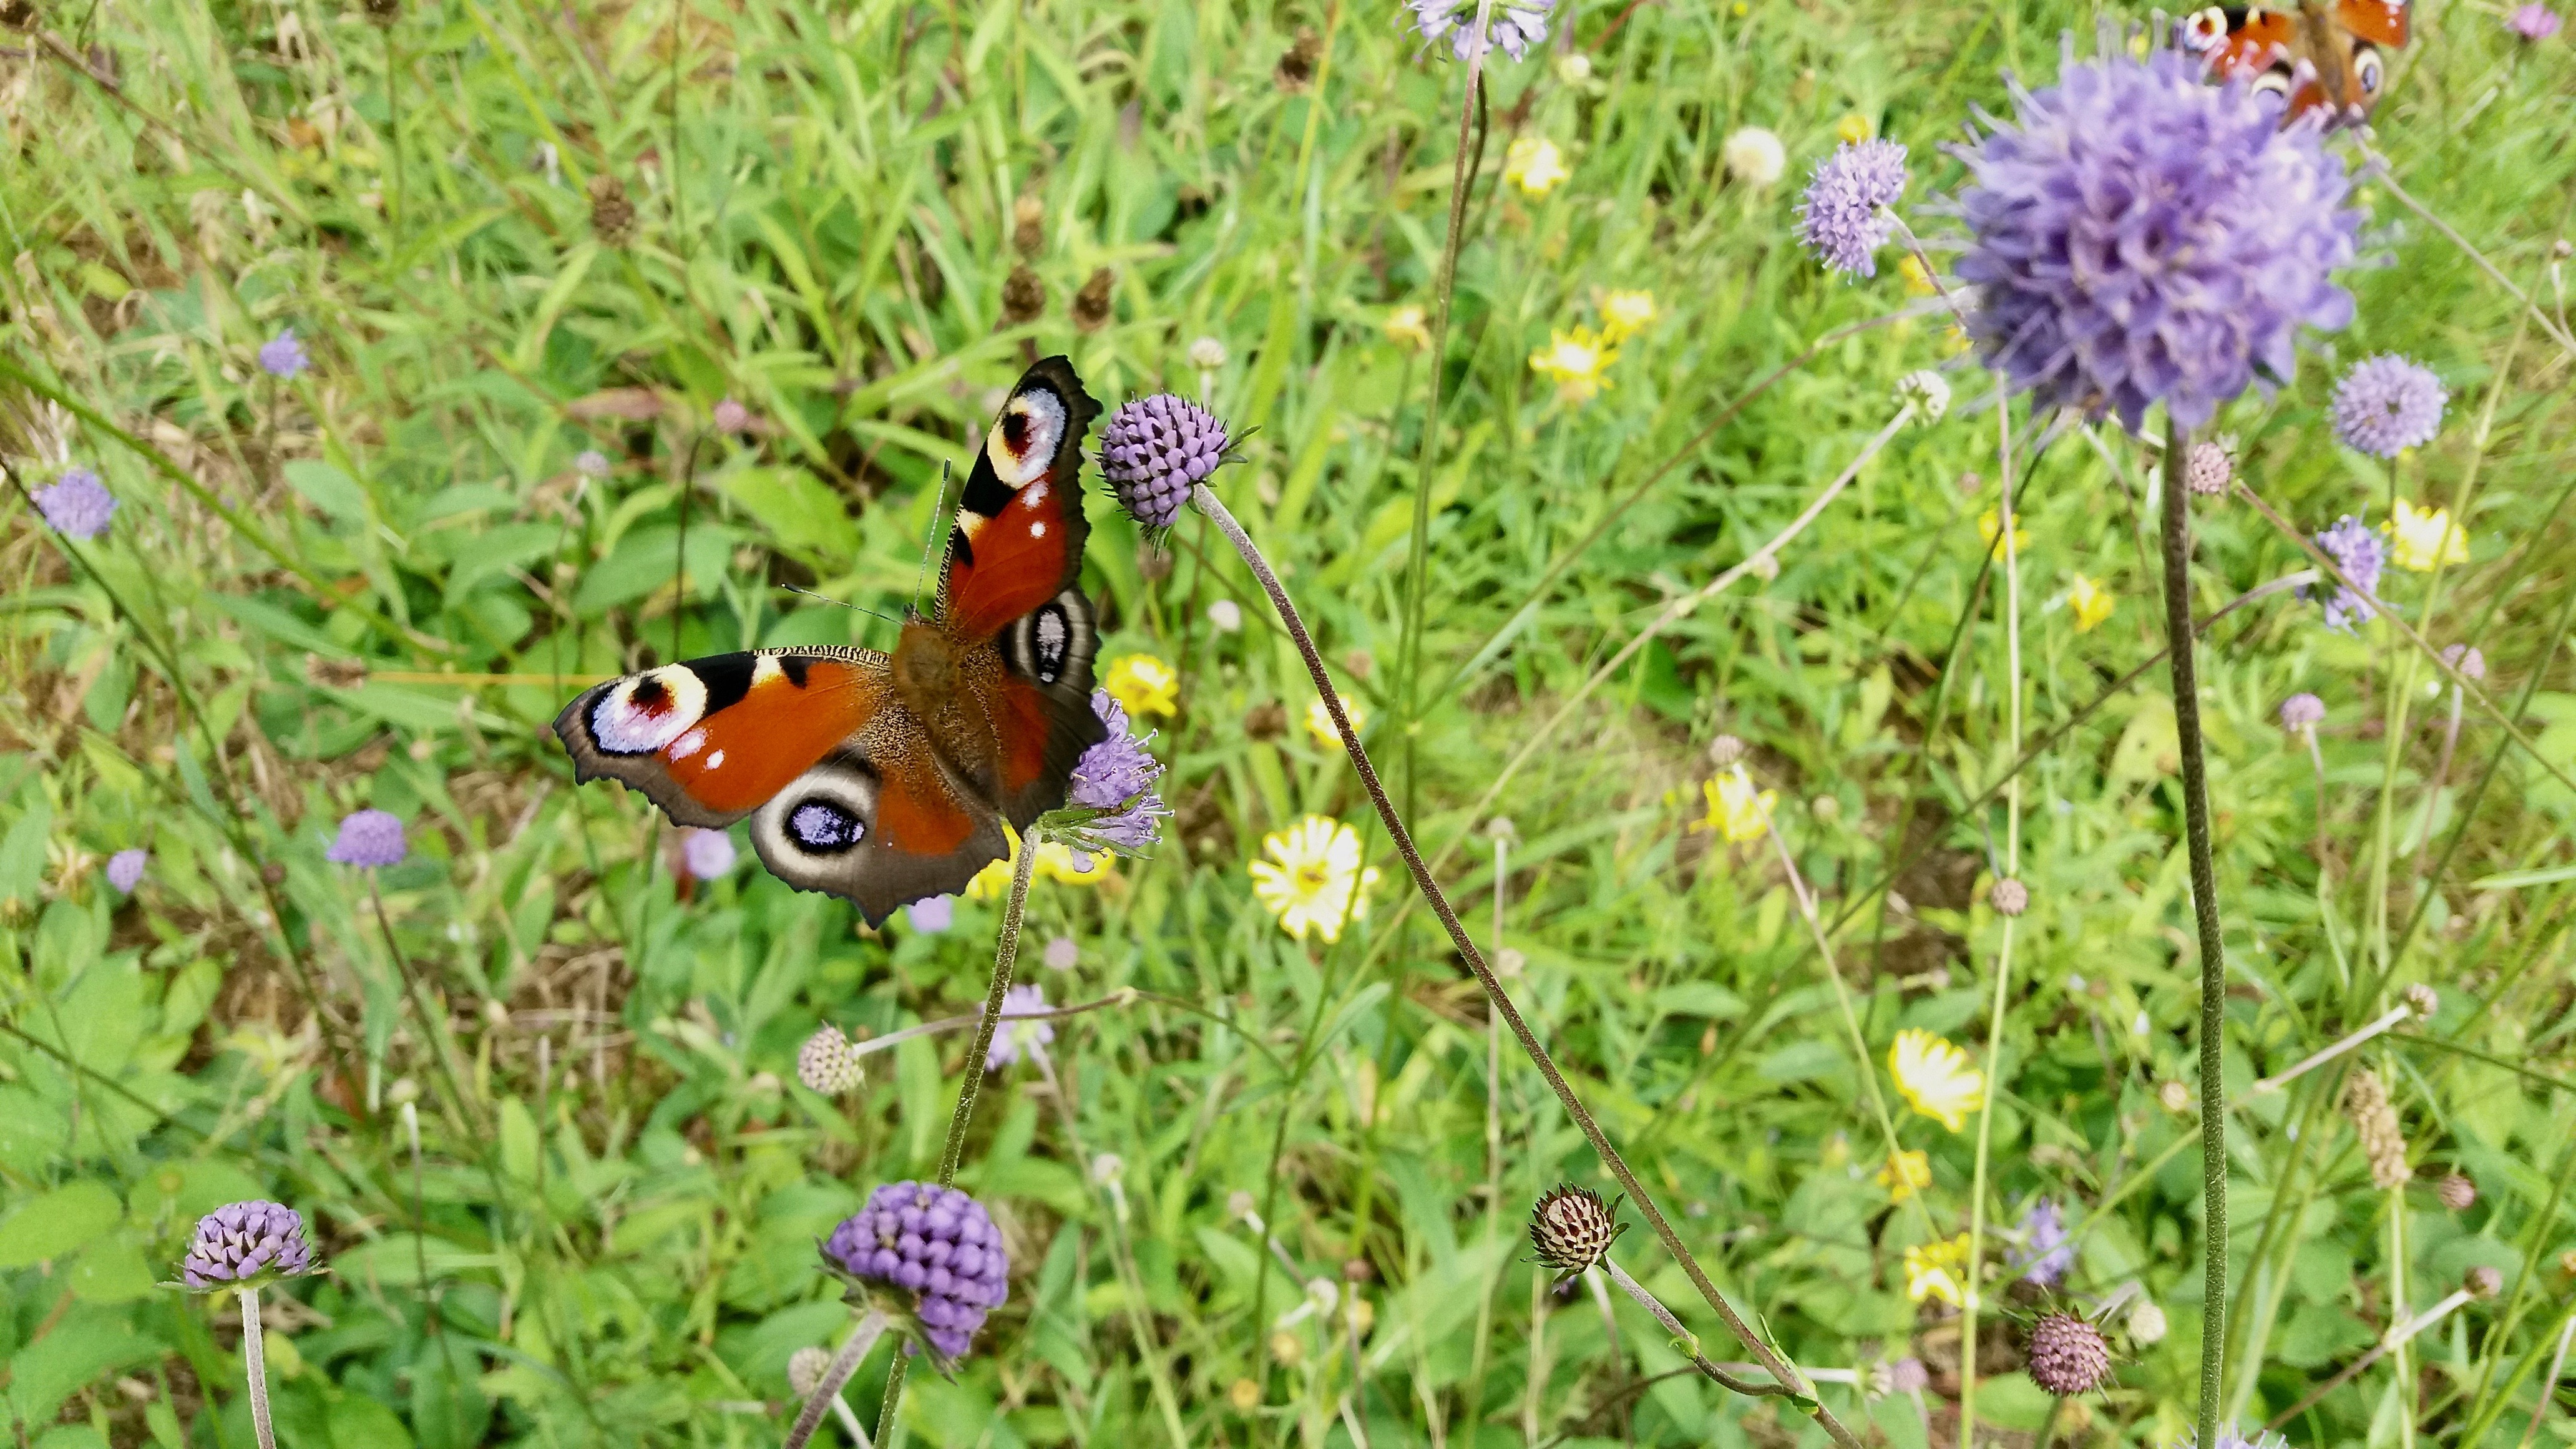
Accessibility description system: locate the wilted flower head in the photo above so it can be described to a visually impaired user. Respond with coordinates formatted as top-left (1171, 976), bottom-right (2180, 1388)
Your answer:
top-left (181, 1200), bottom-right (319, 1289)
top-left (106, 848), bottom-right (149, 894)
top-left (1722, 126), bottom-right (1787, 187)
top-left (1403, 0), bottom-right (1553, 62)
top-left (2027, 1311), bottom-right (2112, 1394)
top-left (32, 469), bottom-right (117, 540)
top-left (2020, 1198), bottom-right (2073, 1284)
top-left (2279, 692), bottom-right (2326, 731)
top-left (258, 328), bottom-right (310, 380)
top-left (2507, 4), bottom-right (2562, 40)
top-left (680, 827), bottom-right (736, 880)
top-left (798, 1024), bottom-right (862, 1095)
top-left (2310, 515), bottom-right (2384, 630)
top-left (326, 809), bottom-right (407, 867)
top-left (985, 983), bottom-right (1056, 1071)
top-left (824, 1183), bottom-right (1010, 1364)
top-left (1527, 1184), bottom-right (1624, 1281)
top-left (1101, 393), bottom-right (1229, 531)
top-left (2331, 355), bottom-right (2446, 457)
top-left (788, 1345), bottom-right (832, 1397)
top-left (1067, 691), bottom-right (1169, 850)
top-left (1798, 138), bottom-right (1908, 276)
top-left (1952, 32), bottom-right (2359, 429)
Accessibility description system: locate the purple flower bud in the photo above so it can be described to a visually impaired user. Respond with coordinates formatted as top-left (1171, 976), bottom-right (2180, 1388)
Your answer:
top-left (2278, 693), bottom-right (2326, 730)
top-left (258, 328), bottom-right (310, 380)
top-left (1798, 139), bottom-right (1908, 276)
top-left (680, 827), bottom-right (736, 880)
top-left (33, 469), bottom-right (117, 541)
top-left (326, 809), bottom-right (407, 867)
top-left (106, 848), bottom-right (149, 894)
top-left (2027, 1311), bottom-right (2112, 1395)
top-left (904, 895), bottom-right (954, 933)
top-left (824, 1182), bottom-right (1012, 1364)
top-left (713, 397), bottom-right (753, 434)
top-left (2507, 4), bottom-right (2562, 40)
top-left (573, 449), bottom-right (612, 479)
top-left (985, 984), bottom-right (1056, 1071)
top-left (1068, 690), bottom-right (1169, 850)
top-left (181, 1199), bottom-right (319, 1289)
top-left (2309, 515), bottom-right (2384, 630)
top-left (2330, 355), bottom-right (2446, 458)
top-left (1100, 394), bottom-right (1229, 530)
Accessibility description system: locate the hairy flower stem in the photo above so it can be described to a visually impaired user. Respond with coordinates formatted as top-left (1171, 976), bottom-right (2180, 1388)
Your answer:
top-left (784, 1311), bottom-right (889, 1449)
top-left (1194, 483), bottom-right (1860, 1448)
top-left (2160, 417), bottom-right (2230, 1445)
top-left (876, 837), bottom-right (1040, 1445)
top-left (239, 1287), bottom-right (278, 1449)
top-left (1598, 1259), bottom-right (1797, 1398)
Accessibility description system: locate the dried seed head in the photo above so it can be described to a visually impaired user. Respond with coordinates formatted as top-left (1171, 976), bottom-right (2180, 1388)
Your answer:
top-left (2437, 1172), bottom-right (2477, 1211)
top-left (1527, 1184), bottom-right (1624, 1281)
top-left (2466, 1266), bottom-right (2502, 1299)
top-left (788, 1346), bottom-right (831, 1397)
top-left (1012, 195), bottom-right (1046, 257)
top-left (1071, 268), bottom-right (1115, 332)
top-left (798, 1024), bottom-right (862, 1095)
top-left (588, 175), bottom-right (635, 248)
top-left (1991, 878), bottom-right (2030, 917)
top-left (1188, 336), bottom-right (1229, 371)
top-left (1000, 264), bottom-right (1045, 326)
top-left (1276, 27), bottom-right (1322, 90)
top-left (2027, 1312), bottom-right (2113, 1395)
top-left (1707, 734), bottom-right (1747, 768)
top-left (2343, 1068), bottom-right (2411, 1189)
top-left (2404, 983), bottom-right (2438, 1020)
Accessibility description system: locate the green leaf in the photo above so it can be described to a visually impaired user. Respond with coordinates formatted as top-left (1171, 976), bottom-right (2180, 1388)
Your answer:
top-left (721, 467), bottom-right (859, 564)
top-left (283, 460), bottom-right (372, 525)
top-left (69, 1236), bottom-right (159, 1304)
top-left (331, 1392), bottom-right (419, 1449)
top-left (2, 1305), bottom-right (159, 1426)
top-left (0, 1180), bottom-right (123, 1267)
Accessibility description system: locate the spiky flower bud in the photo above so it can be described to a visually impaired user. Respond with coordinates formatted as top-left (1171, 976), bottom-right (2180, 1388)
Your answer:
top-left (1527, 1184), bottom-right (1624, 1282)
top-left (2437, 1171), bottom-right (2477, 1211)
top-left (1100, 393), bottom-right (1230, 531)
top-left (2185, 438), bottom-right (2235, 497)
top-left (1991, 878), bottom-right (2029, 917)
top-left (798, 1025), bottom-right (862, 1095)
top-left (1707, 734), bottom-right (1747, 768)
top-left (181, 1200), bottom-right (320, 1289)
top-left (2343, 1068), bottom-right (2411, 1189)
top-left (788, 1345), bottom-right (831, 1397)
top-left (588, 175), bottom-right (635, 248)
top-left (823, 1182), bottom-right (1010, 1364)
top-left (2027, 1311), bottom-right (2113, 1395)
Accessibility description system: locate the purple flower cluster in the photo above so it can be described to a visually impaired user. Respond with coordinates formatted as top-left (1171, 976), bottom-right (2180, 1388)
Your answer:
top-left (258, 328), bottom-right (310, 380)
top-left (1068, 691), bottom-right (1169, 850)
top-left (2020, 1198), bottom-right (2074, 1286)
top-left (2279, 692), bottom-right (2326, 730)
top-left (1953, 36), bottom-right (2359, 429)
top-left (1798, 139), bottom-right (1908, 277)
top-left (985, 983), bottom-right (1056, 1071)
top-left (107, 848), bottom-right (149, 894)
top-left (2330, 355), bottom-right (2446, 457)
top-left (2311, 515), bottom-right (2384, 630)
top-left (680, 827), bottom-right (736, 880)
top-left (2508, 4), bottom-right (2562, 39)
top-left (326, 809), bottom-right (407, 867)
top-left (1403, 0), bottom-right (1553, 62)
top-left (825, 1183), bottom-right (1010, 1362)
top-left (182, 1200), bottom-right (318, 1288)
top-left (1100, 393), bottom-right (1229, 530)
top-left (33, 469), bottom-right (117, 540)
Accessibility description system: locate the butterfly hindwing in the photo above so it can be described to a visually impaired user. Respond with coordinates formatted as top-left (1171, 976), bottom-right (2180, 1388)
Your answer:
top-left (554, 649), bottom-right (893, 828)
top-left (746, 720), bottom-right (1013, 926)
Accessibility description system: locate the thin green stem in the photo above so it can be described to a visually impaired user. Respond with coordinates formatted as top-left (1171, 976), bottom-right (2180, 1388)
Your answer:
top-left (238, 1287), bottom-right (277, 1449)
top-left (786, 1311), bottom-right (889, 1449)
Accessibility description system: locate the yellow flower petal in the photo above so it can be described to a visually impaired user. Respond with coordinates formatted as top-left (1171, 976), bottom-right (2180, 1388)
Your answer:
top-left (1529, 324), bottom-right (1617, 406)
top-left (1889, 1028), bottom-right (1986, 1132)
top-left (1876, 1149), bottom-right (1931, 1203)
top-left (1249, 816), bottom-right (1377, 943)
top-left (2066, 572), bottom-right (2115, 633)
top-left (1695, 768), bottom-right (1777, 844)
top-left (1384, 305), bottom-right (1432, 353)
top-left (1976, 507), bottom-right (2031, 557)
top-left (1504, 137), bottom-right (1571, 198)
top-left (1600, 289), bottom-right (1657, 343)
top-left (2384, 497), bottom-right (2468, 573)
top-left (1103, 653), bottom-right (1180, 718)
top-left (1903, 1232), bottom-right (1973, 1305)
top-left (1303, 697), bottom-right (1363, 750)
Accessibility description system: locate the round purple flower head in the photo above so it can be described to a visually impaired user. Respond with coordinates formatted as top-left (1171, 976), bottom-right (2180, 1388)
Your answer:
top-left (182, 1200), bottom-right (318, 1289)
top-left (326, 809), bottom-right (407, 867)
top-left (258, 328), bottom-right (310, 380)
top-left (680, 827), bottom-right (736, 880)
top-left (107, 848), bottom-right (149, 894)
top-left (1953, 29), bottom-right (2361, 429)
top-left (33, 468), bottom-right (117, 541)
top-left (824, 1183), bottom-right (1010, 1364)
top-left (2330, 354), bottom-right (2446, 458)
top-left (1100, 393), bottom-right (1229, 531)
top-left (1403, 0), bottom-right (1553, 62)
top-left (1798, 139), bottom-right (1908, 277)
top-left (2309, 515), bottom-right (2384, 630)
top-left (1067, 690), bottom-right (1169, 850)
top-left (2508, 4), bottom-right (2562, 40)
top-left (986, 983), bottom-right (1056, 1071)
top-left (2279, 692), bottom-right (2326, 731)
top-left (904, 895), bottom-right (954, 933)
top-left (2020, 1198), bottom-right (2074, 1286)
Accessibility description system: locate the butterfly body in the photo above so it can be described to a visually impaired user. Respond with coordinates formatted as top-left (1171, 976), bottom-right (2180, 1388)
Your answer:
top-left (555, 359), bottom-right (1106, 924)
top-left (2181, 1), bottom-right (2409, 125)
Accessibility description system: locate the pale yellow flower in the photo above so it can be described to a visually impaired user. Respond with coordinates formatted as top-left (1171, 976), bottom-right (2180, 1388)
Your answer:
top-left (1695, 768), bottom-right (1777, 844)
top-left (1877, 1149), bottom-right (1931, 1203)
top-left (1249, 816), bottom-right (1380, 944)
top-left (1503, 137), bottom-right (1570, 198)
top-left (1529, 325), bottom-right (1617, 404)
top-left (1835, 112), bottom-right (1876, 144)
top-left (1977, 507), bottom-right (2030, 557)
top-left (2384, 497), bottom-right (2469, 573)
top-left (1304, 697), bottom-right (1364, 749)
top-left (1035, 839), bottom-right (1111, 886)
top-left (2066, 573), bottom-right (2115, 633)
top-left (1890, 1028), bottom-right (1986, 1132)
top-left (1600, 289), bottom-right (1657, 343)
top-left (1384, 305), bottom-right (1432, 353)
top-left (1103, 653), bottom-right (1179, 718)
top-left (1903, 1233), bottom-right (1973, 1306)
top-left (1898, 253), bottom-right (1938, 297)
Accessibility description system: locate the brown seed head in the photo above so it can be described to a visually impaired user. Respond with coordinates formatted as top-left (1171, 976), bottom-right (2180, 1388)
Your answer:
top-left (1528, 1184), bottom-right (1624, 1281)
top-left (1071, 268), bottom-right (1115, 331)
top-left (1276, 27), bottom-right (1322, 90)
top-left (588, 175), bottom-right (636, 248)
top-left (1000, 264), bottom-right (1045, 326)
top-left (1991, 878), bottom-right (2029, 917)
top-left (2026, 1312), bottom-right (2113, 1395)
top-left (2437, 1171), bottom-right (2477, 1211)
top-left (1012, 195), bottom-right (1045, 257)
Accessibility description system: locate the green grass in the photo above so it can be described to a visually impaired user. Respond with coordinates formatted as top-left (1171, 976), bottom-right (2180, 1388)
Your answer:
top-left (5, 0), bottom-right (2576, 1445)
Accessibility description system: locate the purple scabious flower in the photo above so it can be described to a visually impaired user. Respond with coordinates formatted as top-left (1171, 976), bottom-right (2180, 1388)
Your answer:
top-left (985, 983), bottom-right (1056, 1071)
top-left (326, 809), bottom-right (407, 867)
top-left (1797, 139), bottom-right (1908, 277)
top-left (2279, 692), bottom-right (2326, 730)
top-left (824, 1182), bottom-right (1011, 1364)
top-left (904, 895), bottom-right (954, 933)
top-left (1100, 393), bottom-right (1229, 531)
top-left (1951, 32), bottom-right (2361, 429)
top-left (1067, 690), bottom-right (1169, 850)
top-left (680, 827), bottom-right (736, 880)
top-left (181, 1200), bottom-right (319, 1289)
top-left (33, 469), bottom-right (117, 540)
top-left (2330, 355), bottom-right (2446, 457)
top-left (2020, 1198), bottom-right (2074, 1286)
top-left (2309, 515), bottom-right (2385, 630)
top-left (2508, 4), bottom-right (2562, 39)
top-left (1403, 0), bottom-right (1553, 62)
top-left (258, 328), bottom-right (310, 380)
top-left (713, 397), bottom-right (753, 434)
top-left (107, 849), bottom-right (149, 894)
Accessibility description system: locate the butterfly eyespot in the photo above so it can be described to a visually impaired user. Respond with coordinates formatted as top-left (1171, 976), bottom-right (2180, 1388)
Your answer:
top-left (2181, 7), bottom-right (2228, 51)
top-left (2354, 47), bottom-right (2384, 93)
top-left (789, 799), bottom-right (867, 852)
top-left (2250, 69), bottom-right (2295, 104)
top-left (588, 666), bottom-right (708, 756)
top-left (985, 388), bottom-right (1069, 489)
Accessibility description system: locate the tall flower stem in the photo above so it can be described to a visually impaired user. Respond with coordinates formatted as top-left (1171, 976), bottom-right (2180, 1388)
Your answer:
top-left (876, 835), bottom-right (1041, 1445)
top-left (238, 1287), bottom-right (278, 1449)
top-left (1598, 1258), bottom-right (1798, 1398)
top-left (2159, 417), bottom-right (2229, 1445)
top-left (784, 1310), bottom-right (890, 1449)
top-left (1193, 482), bottom-right (1862, 1449)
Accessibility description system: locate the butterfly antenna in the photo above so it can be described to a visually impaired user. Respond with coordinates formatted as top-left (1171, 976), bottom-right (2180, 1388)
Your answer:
top-left (912, 459), bottom-right (952, 620)
top-left (779, 585), bottom-right (904, 629)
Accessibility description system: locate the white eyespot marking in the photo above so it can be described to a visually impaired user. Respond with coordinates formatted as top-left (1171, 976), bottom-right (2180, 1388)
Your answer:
top-left (589, 667), bottom-right (707, 755)
top-left (987, 389), bottom-right (1068, 489)
top-left (707, 750), bottom-right (726, 770)
top-left (2354, 47), bottom-right (2383, 93)
top-left (753, 656), bottom-right (784, 687)
top-left (958, 510), bottom-right (989, 539)
top-left (1030, 520), bottom-right (1047, 539)
top-left (753, 766), bottom-right (880, 862)
top-left (2251, 69), bottom-right (2295, 104)
top-left (2182, 7), bottom-right (2228, 51)
top-left (668, 726), bottom-right (709, 761)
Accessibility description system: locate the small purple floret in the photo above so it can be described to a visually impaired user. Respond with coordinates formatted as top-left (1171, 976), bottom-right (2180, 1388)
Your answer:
top-left (1068, 691), bottom-right (1169, 849)
top-left (824, 1182), bottom-right (1012, 1362)
top-left (2310, 516), bottom-right (2384, 630)
top-left (2279, 692), bottom-right (2326, 730)
top-left (1403, 0), bottom-right (1553, 62)
top-left (2330, 355), bottom-right (2446, 458)
top-left (905, 895), bottom-right (954, 932)
top-left (1798, 139), bottom-right (1908, 277)
top-left (1100, 394), bottom-right (1229, 530)
top-left (258, 328), bottom-right (310, 380)
top-left (326, 809), bottom-right (407, 867)
top-left (2020, 1198), bottom-right (2074, 1286)
top-left (34, 469), bottom-right (117, 540)
top-left (182, 1199), bottom-right (318, 1288)
top-left (107, 849), bottom-right (149, 894)
top-left (985, 983), bottom-right (1056, 1071)
top-left (680, 827), bottom-right (736, 880)
top-left (2507, 4), bottom-right (2561, 39)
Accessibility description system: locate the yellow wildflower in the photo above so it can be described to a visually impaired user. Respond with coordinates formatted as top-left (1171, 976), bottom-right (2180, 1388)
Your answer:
top-left (1977, 507), bottom-right (2030, 557)
top-left (1835, 112), bottom-right (1876, 144)
top-left (1036, 840), bottom-right (1111, 886)
top-left (1600, 289), bottom-right (1657, 343)
top-left (1103, 653), bottom-right (1179, 718)
top-left (1384, 305), bottom-right (1432, 353)
top-left (2384, 497), bottom-right (2468, 573)
top-left (1890, 1028), bottom-right (1986, 1132)
top-left (1503, 137), bottom-right (1570, 198)
top-left (1249, 816), bottom-right (1380, 944)
top-left (1903, 1233), bottom-right (1974, 1306)
top-left (2066, 573), bottom-right (2115, 633)
top-left (1529, 325), bottom-right (1617, 405)
top-left (1303, 697), bottom-right (1364, 750)
top-left (1898, 253), bottom-right (1938, 297)
top-left (1877, 1149), bottom-right (1931, 1203)
top-left (1695, 768), bottom-right (1777, 844)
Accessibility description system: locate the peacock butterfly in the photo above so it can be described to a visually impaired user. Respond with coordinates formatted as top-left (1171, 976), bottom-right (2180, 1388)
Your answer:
top-left (554, 357), bottom-right (1108, 925)
top-left (2180, 2), bottom-right (2410, 126)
